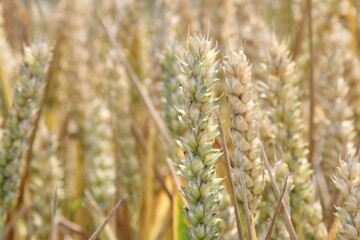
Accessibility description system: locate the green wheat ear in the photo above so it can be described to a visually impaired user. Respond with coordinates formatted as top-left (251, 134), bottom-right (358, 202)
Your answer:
top-left (0, 42), bottom-right (51, 232)
top-left (161, 41), bottom-right (187, 138)
top-left (176, 34), bottom-right (224, 240)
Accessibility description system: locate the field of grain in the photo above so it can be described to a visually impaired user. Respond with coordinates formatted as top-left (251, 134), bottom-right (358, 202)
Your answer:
top-left (0, 0), bottom-right (359, 239)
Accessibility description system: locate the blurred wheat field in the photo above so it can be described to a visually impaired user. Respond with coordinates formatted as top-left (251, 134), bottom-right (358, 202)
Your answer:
top-left (0, 0), bottom-right (360, 239)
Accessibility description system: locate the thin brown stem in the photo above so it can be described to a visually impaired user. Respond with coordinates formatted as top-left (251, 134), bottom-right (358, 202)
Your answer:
top-left (85, 191), bottom-right (119, 240)
top-left (265, 176), bottom-right (289, 240)
top-left (217, 111), bottom-right (245, 240)
top-left (260, 143), bottom-right (298, 240)
top-left (49, 187), bottom-right (58, 240)
top-left (326, 190), bottom-right (341, 230)
top-left (58, 216), bottom-right (91, 239)
top-left (307, 0), bottom-right (316, 164)
top-left (88, 197), bottom-right (126, 240)
top-left (3, 206), bottom-right (28, 239)
top-left (292, 1), bottom-right (306, 59)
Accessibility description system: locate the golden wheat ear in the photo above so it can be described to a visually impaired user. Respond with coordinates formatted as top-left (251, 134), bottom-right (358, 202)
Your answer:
top-left (258, 38), bottom-right (327, 239)
top-left (332, 154), bottom-right (360, 239)
top-left (224, 49), bottom-right (264, 239)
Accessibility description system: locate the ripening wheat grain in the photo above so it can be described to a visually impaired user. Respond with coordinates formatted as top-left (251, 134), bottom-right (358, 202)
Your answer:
top-left (258, 38), bottom-right (326, 239)
top-left (318, 48), bottom-right (355, 190)
top-left (224, 50), bottom-right (264, 233)
top-left (332, 154), bottom-right (360, 240)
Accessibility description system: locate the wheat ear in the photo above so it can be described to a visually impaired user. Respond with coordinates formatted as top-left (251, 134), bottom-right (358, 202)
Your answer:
top-left (176, 34), bottom-right (224, 240)
top-left (224, 49), bottom-right (264, 225)
top-left (332, 154), bottom-right (360, 240)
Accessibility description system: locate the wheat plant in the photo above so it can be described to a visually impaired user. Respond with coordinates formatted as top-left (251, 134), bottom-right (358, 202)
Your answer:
top-left (0, 1), bottom-right (359, 240)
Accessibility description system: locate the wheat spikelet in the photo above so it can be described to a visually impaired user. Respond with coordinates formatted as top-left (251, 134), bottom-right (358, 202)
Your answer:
top-left (54, 0), bottom-right (92, 226)
top-left (224, 50), bottom-right (264, 225)
top-left (258, 160), bottom-right (293, 239)
top-left (318, 48), bottom-right (355, 189)
top-left (83, 100), bottom-right (115, 208)
top-left (29, 125), bottom-right (63, 238)
top-left (0, 42), bottom-right (50, 234)
top-left (344, 53), bottom-right (360, 142)
top-left (176, 34), bottom-right (223, 239)
top-left (149, 1), bottom-right (178, 89)
top-left (82, 13), bottom-right (116, 210)
top-left (218, 192), bottom-right (237, 239)
top-left (117, 0), bottom-right (148, 80)
top-left (161, 42), bottom-right (186, 138)
top-left (105, 50), bottom-right (140, 233)
top-left (332, 154), bottom-right (360, 240)
top-left (259, 38), bottom-right (326, 239)
top-left (51, 0), bottom-right (90, 118)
